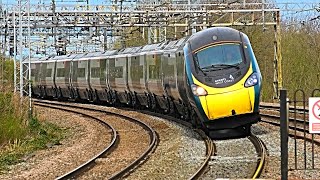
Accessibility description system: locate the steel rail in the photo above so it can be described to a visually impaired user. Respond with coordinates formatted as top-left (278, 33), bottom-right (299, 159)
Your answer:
top-left (129, 108), bottom-right (215, 179)
top-left (259, 104), bottom-right (320, 146)
top-left (33, 99), bottom-right (158, 179)
top-left (33, 101), bottom-right (118, 180)
top-left (260, 104), bottom-right (307, 113)
top-left (248, 134), bottom-right (267, 179)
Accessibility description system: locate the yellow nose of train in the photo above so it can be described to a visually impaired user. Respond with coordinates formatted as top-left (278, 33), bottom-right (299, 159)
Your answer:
top-left (191, 67), bottom-right (256, 120)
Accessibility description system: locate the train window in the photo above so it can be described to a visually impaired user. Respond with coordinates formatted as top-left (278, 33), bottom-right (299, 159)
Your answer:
top-left (149, 65), bottom-right (160, 79)
top-left (91, 67), bottom-right (100, 78)
top-left (31, 69), bottom-right (36, 77)
top-left (56, 68), bottom-right (65, 77)
top-left (195, 43), bottom-right (243, 69)
top-left (77, 68), bottom-right (86, 78)
top-left (46, 69), bottom-right (52, 77)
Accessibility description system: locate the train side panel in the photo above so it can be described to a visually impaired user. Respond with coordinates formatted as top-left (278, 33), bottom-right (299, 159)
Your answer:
top-left (30, 61), bottom-right (41, 97)
top-left (41, 60), bottom-right (56, 98)
top-left (90, 58), bottom-right (109, 101)
top-left (109, 55), bottom-right (129, 104)
top-left (70, 58), bottom-right (91, 100)
top-left (146, 52), bottom-right (170, 110)
top-left (55, 59), bottom-right (72, 99)
top-left (127, 53), bottom-right (148, 106)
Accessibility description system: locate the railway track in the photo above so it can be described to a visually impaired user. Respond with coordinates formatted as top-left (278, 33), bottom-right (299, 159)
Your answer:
top-left (248, 134), bottom-right (267, 179)
top-left (260, 104), bottom-right (320, 145)
top-left (202, 133), bottom-right (266, 179)
top-left (34, 99), bottom-right (158, 179)
top-left (34, 99), bottom-right (215, 179)
top-left (129, 108), bottom-right (215, 179)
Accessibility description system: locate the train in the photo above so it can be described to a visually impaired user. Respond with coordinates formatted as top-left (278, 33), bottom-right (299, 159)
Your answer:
top-left (26, 27), bottom-right (262, 136)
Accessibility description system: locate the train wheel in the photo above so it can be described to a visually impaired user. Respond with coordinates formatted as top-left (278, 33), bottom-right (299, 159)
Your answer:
top-left (146, 93), bottom-right (151, 109)
top-left (53, 88), bottom-right (57, 99)
top-left (111, 91), bottom-right (118, 106)
top-left (93, 90), bottom-right (100, 104)
top-left (57, 87), bottom-right (64, 101)
top-left (131, 93), bottom-right (139, 108)
top-left (191, 113), bottom-right (199, 128)
top-left (242, 124), bottom-right (251, 135)
top-left (126, 92), bottom-right (132, 106)
top-left (151, 94), bottom-right (157, 110)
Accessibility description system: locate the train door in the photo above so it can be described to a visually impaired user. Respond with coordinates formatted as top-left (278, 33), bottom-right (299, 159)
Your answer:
top-left (109, 54), bottom-right (129, 104)
top-left (70, 59), bottom-right (78, 99)
top-left (146, 52), bottom-right (163, 96)
top-left (45, 60), bottom-right (56, 97)
top-left (55, 59), bottom-right (71, 98)
top-left (91, 58), bottom-right (109, 101)
top-left (39, 62), bottom-right (47, 97)
top-left (127, 54), bottom-right (148, 106)
top-left (146, 51), bottom-right (170, 110)
top-left (30, 61), bottom-right (41, 97)
top-left (161, 52), bottom-right (177, 99)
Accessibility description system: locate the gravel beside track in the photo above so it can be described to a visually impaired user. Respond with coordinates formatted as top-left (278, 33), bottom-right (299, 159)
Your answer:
top-left (86, 105), bottom-right (207, 179)
top-left (253, 121), bottom-right (320, 179)
top-left (0, 100), bottom-right (208, 179)
top-left (75, 109), bottom-right (151, 179)
top-left (200, 136), bottom-right (257, 179)
top-left (126, 116), bottom-right (206, 179)
top-left (0, 106), bottom-right (111, 179)
top-left (6, 99), bottom-right (320, 179)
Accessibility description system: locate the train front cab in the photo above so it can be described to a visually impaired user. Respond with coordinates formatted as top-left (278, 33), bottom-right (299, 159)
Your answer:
top-left (184, 27), bottom-right (261, 131)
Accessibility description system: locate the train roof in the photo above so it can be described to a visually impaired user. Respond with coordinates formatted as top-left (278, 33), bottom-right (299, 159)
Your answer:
top-left (118, 46), bottom-right (142, 54)
top-left (139, 42), bottom-right (167, 52)
top-left (187, 27), bottom-right (242, 52)
top-left (163, 37), bottom-right (188, 50)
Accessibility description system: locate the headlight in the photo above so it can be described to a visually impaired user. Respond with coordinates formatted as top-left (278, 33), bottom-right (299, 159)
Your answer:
top-left (191, 84), bottom-right (207, 96)
top-left (245, 72), bottom-right (259, 87)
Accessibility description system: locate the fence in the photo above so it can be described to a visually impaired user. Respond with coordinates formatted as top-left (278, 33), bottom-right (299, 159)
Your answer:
top-left (280, 89), bottom-right (320, 180)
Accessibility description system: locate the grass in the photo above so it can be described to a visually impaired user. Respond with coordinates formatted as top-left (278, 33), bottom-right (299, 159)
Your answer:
top-left (0, 60), bottom-right (67, 173)
top-left (0, 115), bottom-right (67, 173)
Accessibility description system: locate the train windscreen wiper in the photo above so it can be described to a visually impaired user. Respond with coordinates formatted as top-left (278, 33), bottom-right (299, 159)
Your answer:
top-left (194, 56), bottom-right (207, 76)
top-left (202, 63), bottom-right (240, 71)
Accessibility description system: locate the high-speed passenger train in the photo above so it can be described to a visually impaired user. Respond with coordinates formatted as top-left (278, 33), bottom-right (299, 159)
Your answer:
top-left (28, 27), bottom-right (262, 133)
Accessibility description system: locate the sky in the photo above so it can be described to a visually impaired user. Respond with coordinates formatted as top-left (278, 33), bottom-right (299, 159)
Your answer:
top-left (1, 0), bottom-right (319, 5)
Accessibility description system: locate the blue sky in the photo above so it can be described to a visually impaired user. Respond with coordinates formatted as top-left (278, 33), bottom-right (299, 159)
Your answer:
top-left (2, 1), bottom-right (319, 6)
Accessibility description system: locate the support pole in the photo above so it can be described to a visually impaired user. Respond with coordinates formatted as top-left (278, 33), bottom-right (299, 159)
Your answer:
top-left (280, 89), bottom-right (288, 180)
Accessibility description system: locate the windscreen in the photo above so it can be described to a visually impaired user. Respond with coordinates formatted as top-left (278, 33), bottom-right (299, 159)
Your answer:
top-left (194, 43), bottom-right (243, 70)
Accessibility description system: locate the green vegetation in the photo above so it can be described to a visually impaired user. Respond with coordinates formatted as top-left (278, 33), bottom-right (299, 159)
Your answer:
top-left (0, 59), bottom-right (67, 173)
top-left (243, 23), bottom-right (320, 101)
top-left (0, 117), bottom-right (66, 172)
